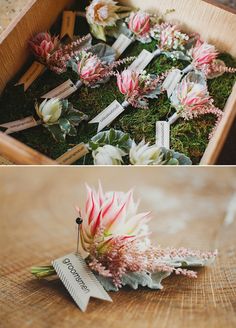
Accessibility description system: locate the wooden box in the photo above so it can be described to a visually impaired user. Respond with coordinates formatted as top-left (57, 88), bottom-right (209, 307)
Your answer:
top-left (0, 0), bottom-right (235, 165)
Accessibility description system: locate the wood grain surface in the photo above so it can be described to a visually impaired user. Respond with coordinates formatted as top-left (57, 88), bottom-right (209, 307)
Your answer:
top-left (0, 167), bottom-right (236, 328)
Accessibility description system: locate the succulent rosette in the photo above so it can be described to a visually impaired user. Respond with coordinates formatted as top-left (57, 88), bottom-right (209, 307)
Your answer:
top-left (117, 69), bottom-right (166, 109)
top-left (35, 99), bottom-right (88, 141)
top-left (29, 32), bottom-right (59, 64)
top-left (170, 72), bottom-right (223, 138)
top-left (85, 0), bottom-right (132, 41)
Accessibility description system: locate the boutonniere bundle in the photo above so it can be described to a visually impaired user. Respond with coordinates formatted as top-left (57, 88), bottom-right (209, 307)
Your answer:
top-left (169, 72), bottom-right (223, 139)
top-left (89, 129), bottom-right (192, 165)
top-left (31, 184), bottom-right (217, 311)
top-left (29, 32), bottom-right (92, 74)
top-left (35, 99), bottom-right (88, 141)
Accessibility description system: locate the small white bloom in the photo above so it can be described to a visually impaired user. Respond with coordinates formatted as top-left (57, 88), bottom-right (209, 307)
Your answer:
top-left (35, 98), bottom-right (62, 124)
top-left (130, 140), bottom-right (162, 165)
top-left (93, 144), bottom-right (126, 165)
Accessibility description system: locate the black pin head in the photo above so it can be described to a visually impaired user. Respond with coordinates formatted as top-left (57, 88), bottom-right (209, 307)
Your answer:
top-left (76, 217), bottom-right (83, 225)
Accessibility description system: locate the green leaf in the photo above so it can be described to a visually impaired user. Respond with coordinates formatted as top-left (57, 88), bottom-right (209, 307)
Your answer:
top-left (95, 271), bottom-right (171, 292)
top-left (45, 124), bottom-right (65, 142)
top-left (68, 125), bottom-right (77, 137)
top-left (59, 118), bottom-right (71, 133)
top-left (90, 24), bottom-right (106, 42)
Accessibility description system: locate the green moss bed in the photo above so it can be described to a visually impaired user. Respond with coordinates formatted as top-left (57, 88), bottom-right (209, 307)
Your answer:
top-left (0, 13), bottom-right (235, 165)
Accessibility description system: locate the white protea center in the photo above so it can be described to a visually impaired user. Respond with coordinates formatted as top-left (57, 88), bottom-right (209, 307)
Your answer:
top-left (92, 145), bottom-right (126, 165)
top-left (35, 98), bottom-right (62, 124)
top-left (78, 184), bottom-right (150, 256)
top-left (86, 0), bottom-right (119, 27)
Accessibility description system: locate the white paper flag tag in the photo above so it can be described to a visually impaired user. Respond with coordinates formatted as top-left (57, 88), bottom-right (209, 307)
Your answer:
top-left (89, 100), bottom-right (126, 132)
top-left (0, 116), bottom-right (39, 134)
top-left (162, 69), bottom-right (182, 98)
top-left (112, 34), bottom-right (133, 58)
top-left (129, 49), bottom-right (154, 73)
top-left (156, 121), bottom-right (170, 149)
top-left (52, 253), bottom-right (112, 312)
top-left (57, 143), bottom-right (89, 165)
top-left (42, 80), bottom-right (77, 99)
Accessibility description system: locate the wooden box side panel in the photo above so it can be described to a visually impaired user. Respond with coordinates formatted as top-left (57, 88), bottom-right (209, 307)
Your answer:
top-left (200, 84), bottom-right (236, 164)
top-left (120, 0), bottom-right (236, 56)
top-left (0, 0), bottom-right (74, 94)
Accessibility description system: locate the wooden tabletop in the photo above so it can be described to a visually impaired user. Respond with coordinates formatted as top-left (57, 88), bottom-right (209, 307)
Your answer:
top-left (0, 167), bottom-right (236, 328)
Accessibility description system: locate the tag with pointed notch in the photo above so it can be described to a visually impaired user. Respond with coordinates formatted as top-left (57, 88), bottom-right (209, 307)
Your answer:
top-left (156, 121), bottom-right (170, 149)
top-left (60, 11), bottom-right (76, 39)
top-left (42, 80), bottom-right (78, 100)
top-left (0, 116), bottom-right (39, 134)
top-left (56, 143), bottom-right (89, 165)
top-left (17, 61), bottom-right (46, 91)
top-left (128, 49), bottom-right (154, 73)
top-left (89, 100), bottom-right (126, 132)
top-left (52, 252), bottom-right (112, 312)
top-left (162, 69), bottom-right (182, 98)
top-left (112, 34), bottom-right (133, 58)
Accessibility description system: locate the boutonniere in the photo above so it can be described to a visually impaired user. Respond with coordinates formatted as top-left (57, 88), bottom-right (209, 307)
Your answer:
top-left (35, 98), bottom-right (88, 141)
top-left (168, 72), bottom-right (223, 138)
top-left (150, 22), bottom-right (191, 60)
top-left (85, 0), bottom-right (133, 41)
top-left (184, 40), bottom-right (236, 78)
top-left (29, 32), bottom-right (92, 74)
top-left (31, 183), bottom-right (217, 308)
top-left (88, 129), bottom-right (192, 165)
top-left (117, 69), bottom-right (166, 109)
top-left (89, 69), bottom-right (166, 132)
top-left (42, 43), bottom-right (135, 100)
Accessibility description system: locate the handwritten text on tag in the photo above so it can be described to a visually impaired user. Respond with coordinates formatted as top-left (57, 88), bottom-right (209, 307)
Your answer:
top-left (17, 61), bottom-right (46, 91)
top-left (42, 80), bottom-right (77, 99)
top-left (57, 143), bottom-right (89, 165)
top-left (129, 49), bottom-right (154, 73)
top-left (0, 116), bottom-right (39, 134)
top-left (112, 34), bottom-right (133, 58)
top-left (52, 253), bottom-right (112, 312)
top-left (89, 100), bottom-right (126, 132)
top-left (156, 121), bottom-right (170, 149)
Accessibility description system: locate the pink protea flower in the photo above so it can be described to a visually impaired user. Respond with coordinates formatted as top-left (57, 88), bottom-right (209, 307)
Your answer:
top-left (128, 11), bottom-right (151, 37)
top-left (117, 69), bottom-right (167, 109)
top-left (117, 69), bottom-right (140, 97)
top-left (77, 52), bottom-right (106, 85)
top-left (29, 32), bottom-right (59, 62)
top-left (77, 184), bottom-right (150, 256)
top-left (171, 73), bottom-right (223, 138)
top-left (189, 40), bottom-right (218, 72)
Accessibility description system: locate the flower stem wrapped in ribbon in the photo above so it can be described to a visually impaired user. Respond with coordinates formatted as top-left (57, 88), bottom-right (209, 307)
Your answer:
top-left (31, 183), bottom-right (217, 291)
top-left (169, 72), bottom-right (223, 139)
top-left (35, 98), bottom-right (88, 141)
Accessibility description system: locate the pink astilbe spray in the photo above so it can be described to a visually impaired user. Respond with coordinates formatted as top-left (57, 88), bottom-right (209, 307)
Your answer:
top-left (77, 184), bottom-right (217, 288)
top-left (116, 69), bottom-right (168, 109)
top-left (46, 34), bottom-right (92, 74)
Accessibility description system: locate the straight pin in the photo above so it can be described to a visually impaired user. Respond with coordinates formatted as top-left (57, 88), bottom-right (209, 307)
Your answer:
top-left (75, 217), bottom-right (83, 254)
